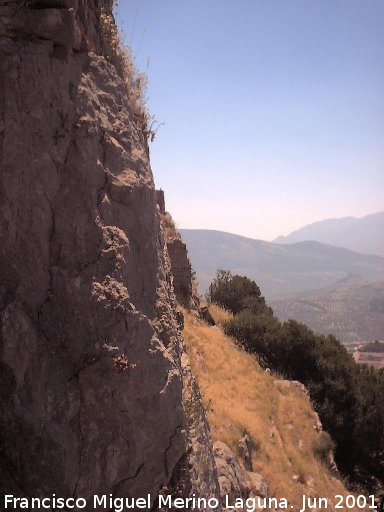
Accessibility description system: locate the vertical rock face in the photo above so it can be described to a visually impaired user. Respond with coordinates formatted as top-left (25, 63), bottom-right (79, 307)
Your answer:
top-left (0, 1), bottom-right (219, 504)
top-left (157, 197), bottom-right (214, 327)
top-left (166, 240), bottom-right (193, 308)
top-left (156, 190), bottom-right (166, 215)
top-left (156, 196), bottom-right (193, 309)
top-left (155, 200), bottom-right (192, 309)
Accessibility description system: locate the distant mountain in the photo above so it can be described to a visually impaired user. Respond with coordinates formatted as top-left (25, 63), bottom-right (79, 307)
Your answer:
top-left (180, 229), bottom-right (384, 299)
top-left (274, 211), bottom-right (384, 256)
top-left (270, 279), bottom-right (384, 344)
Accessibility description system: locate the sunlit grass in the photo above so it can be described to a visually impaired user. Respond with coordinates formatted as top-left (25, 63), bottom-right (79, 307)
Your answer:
top-left (183, 307), bottom-right (355, 509)
top-left (208, 303), bottom-right (233, 324)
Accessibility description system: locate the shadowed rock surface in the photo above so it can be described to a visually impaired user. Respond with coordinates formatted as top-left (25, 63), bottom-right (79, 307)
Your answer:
top-left (0, 1), bottom-right (220, 506)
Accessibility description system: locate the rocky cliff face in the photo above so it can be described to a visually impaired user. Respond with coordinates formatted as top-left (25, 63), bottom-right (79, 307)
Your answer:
top-left (0, 1), bottom-right (219, 505)
top-left (157, 203), bottom-right (193, 309)
top-left (167, 240), bottom-right (193, 308)
top-left (157, 199), bottom-right (214, 328)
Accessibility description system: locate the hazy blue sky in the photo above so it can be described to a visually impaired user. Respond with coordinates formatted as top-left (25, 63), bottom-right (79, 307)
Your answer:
top-left (116, 1), bottom-right (384, 241)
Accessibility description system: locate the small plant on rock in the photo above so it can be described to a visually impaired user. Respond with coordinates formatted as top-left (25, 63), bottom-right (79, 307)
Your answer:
top-left (99, 6), bottom-right (156, 140)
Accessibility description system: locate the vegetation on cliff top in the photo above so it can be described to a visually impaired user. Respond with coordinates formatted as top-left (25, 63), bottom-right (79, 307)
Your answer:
top-left (100, 5), bottom-right (159, 141)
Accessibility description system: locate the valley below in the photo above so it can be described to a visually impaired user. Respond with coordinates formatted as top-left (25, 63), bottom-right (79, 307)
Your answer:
top-left (181, 229), bottom-right (384, 364)
top-left (270, 279), bottom-right (384, 344)
top-left (180, 229), bottom-right (384, 299)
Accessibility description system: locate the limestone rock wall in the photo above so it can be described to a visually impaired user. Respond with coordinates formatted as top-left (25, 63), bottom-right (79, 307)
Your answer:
top-left (157, 198), bottom-right (214, 326)
top-left (167, 240), bottom-right (193, 308)
top-left (157, 196), bottom-right (194, 309)
top-left (0, 1), bottom-right (219, 505)
top-left (156, 189), bottom-right (166, 215)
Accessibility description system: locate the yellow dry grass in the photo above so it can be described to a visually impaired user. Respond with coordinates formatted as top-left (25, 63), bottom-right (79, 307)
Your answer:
top-left (183, 307), bottom-right (355, 509)
top-left (208, 304), bottom-right (233, 325)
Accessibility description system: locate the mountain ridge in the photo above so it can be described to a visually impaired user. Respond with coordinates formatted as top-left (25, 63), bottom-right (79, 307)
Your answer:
top-left (180, 228), bottom-right (384, 298)
top-left (273, 211), bottom-right (384, 256)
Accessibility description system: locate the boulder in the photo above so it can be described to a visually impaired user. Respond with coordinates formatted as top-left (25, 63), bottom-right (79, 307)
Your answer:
top-left (213, 441), bottom-right (268, 507)
top-left (237, 434), bottom-right (253, 471)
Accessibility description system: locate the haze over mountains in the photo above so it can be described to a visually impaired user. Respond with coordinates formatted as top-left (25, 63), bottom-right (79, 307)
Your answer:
top-left (182, 214), bottom-right (384, 342)
top-left (274, 211), bottom-right (384, 256)
top-left (180, 229), bottom-right (384, 299)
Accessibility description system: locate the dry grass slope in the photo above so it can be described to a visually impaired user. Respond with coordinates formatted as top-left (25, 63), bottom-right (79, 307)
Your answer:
top-left (183, 307), bottom-right (355, 509)
top-left (208, 304), bottom-right (233, 324)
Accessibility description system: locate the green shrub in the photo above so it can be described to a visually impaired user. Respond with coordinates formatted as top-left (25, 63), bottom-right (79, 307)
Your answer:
top-left (207, 269), bottom-right (271, 315)
top-left (209, 270), bottom-right (384, 491)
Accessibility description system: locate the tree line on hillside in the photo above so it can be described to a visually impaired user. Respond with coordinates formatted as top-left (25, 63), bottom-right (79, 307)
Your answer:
top-left (207, 270), bottom-right (384, 492)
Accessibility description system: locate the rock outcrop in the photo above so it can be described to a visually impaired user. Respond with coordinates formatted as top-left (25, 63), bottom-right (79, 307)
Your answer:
top-left (156, 189), bottom-right (166, 215)
top-left (167, 239), bottom-right (193, 308)
top-left (157, 195), bottom-right (215, 327)
top-left (157, 206), bottom-right (193, 308)
top-left (213, 441), bottom-right (268, 509)
top-left (0, 1), bottom-right (219, 506)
